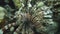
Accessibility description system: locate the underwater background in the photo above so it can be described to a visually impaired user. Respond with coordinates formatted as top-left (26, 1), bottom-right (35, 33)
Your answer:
top-left (0, 0), bottom-right (60, 34)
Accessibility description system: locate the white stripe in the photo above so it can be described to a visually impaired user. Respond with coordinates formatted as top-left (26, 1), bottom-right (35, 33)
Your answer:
top-left (4, 25), bottom-right (8, 29)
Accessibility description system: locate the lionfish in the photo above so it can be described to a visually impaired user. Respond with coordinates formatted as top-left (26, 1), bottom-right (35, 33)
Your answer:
top-left (0, 0), bottom-right (58, 34)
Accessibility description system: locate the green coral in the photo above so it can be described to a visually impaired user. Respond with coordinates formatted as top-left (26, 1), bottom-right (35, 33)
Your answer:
top-left (13, 0), bottom-right (22, 9)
